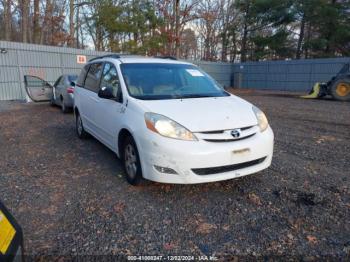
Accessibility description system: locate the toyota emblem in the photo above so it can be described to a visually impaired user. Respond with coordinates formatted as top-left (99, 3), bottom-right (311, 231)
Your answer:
top-left (231, 129), bottom-right (240, 138)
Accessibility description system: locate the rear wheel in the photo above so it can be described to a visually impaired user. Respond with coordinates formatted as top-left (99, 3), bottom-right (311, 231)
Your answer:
top-left (123, 136), bottom-right (143, 185)
top-left (61, 99), bottom-right (69, 113)
top-left (330, 79), bottom-right (350, 101)
top-left (76, 113), bottom-right (89, 139)
top-left (50, 96), bottom-right (55, 106)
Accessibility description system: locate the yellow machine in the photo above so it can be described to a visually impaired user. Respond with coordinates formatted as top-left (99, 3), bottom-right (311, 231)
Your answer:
top-left (0, 202), bottom-right (24, 262)
top-left (302, 63), bottom-right (350, 101)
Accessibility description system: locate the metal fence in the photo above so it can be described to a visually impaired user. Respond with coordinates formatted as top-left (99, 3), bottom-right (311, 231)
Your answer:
top-left (1, 40), bottom-right (349, 100)
top-left (0, 41), bottom-right (109, 100)
top-left (233, 57), bottom-right (350, 92)
top-left (0, 41), bottom-right (232, 100)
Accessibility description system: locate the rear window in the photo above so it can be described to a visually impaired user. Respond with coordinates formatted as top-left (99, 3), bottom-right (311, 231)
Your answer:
top-left (68, 75), bottom-right (78, 83)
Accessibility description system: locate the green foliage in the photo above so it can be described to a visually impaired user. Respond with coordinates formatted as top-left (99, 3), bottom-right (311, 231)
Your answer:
top-left (252, 29), bottom-right (293, 60)
top-left (235, 0), bottom-right (350, 60)
top-left (96, 0), bottom-right (164, 54)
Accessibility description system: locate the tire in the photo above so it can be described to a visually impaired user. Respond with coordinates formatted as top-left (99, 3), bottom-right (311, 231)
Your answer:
top-left (122, 136), bottom-right (143, 185)
top-left (61, 99), bottom-right (69, 113)
top-left (50, 96), bottom-right (55, 106)
top-left (330, 79), bottom-right (350, 101)
top-left (76, 113), bottom-right (89, 139)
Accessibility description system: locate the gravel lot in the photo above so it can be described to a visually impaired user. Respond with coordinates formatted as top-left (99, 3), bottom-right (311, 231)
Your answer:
top-left (0, 90), bottom-right (349, 260)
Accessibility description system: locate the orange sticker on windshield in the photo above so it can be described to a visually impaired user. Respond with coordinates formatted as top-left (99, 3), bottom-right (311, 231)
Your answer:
top-left (0, 210), bottom-right (16, 254)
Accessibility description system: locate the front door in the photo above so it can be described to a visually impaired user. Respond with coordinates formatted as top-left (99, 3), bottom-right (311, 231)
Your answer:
top-left (24, 75), bottom-right (53, 102)
top-left (95, 62), bottom-right (124, 152)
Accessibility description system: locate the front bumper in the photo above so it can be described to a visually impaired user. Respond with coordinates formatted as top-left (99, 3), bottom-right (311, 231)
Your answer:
top-left (137, 126), bottom-right (274, 184)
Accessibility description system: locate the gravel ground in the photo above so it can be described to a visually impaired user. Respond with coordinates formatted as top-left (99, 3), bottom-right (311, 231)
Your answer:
top-left (0, 90), bottom-right (349, 260)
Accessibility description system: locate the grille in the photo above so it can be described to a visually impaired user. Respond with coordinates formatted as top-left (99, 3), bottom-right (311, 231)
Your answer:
top-left (204, 133), bottom-right (255, 142)
top-left (240, 125), bottom-right (254, 131)
top-left (192, 157), bottom-right (266, 176)
top-left (197, 125), bottom-right (257, 143)
top-left (199, 126), bottom-right (254, 134)
top-left (200, 130), bottom-right (224, 134)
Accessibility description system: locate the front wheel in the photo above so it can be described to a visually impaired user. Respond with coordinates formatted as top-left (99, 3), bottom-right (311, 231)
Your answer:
top-left (330, 79), bottom-right (350, 101)
top-left (123, 136), bottom-right (143, 185)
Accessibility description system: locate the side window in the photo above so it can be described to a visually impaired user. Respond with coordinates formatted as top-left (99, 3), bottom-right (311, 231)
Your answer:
top-left (100, 63), bottom-right (121, 100)
top-left (85, 63), bottom-right (103, 93)
top-left (25, 75), bottom-right (50, 88)
top-left (76, 64), bottom-right (90, 87)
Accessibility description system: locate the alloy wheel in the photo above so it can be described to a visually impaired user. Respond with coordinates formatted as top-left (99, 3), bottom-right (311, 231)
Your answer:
top-left (124, 144), bottom-right (137, 179)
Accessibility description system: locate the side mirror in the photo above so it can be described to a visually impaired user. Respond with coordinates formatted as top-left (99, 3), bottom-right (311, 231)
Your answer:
top-left (70, 81), bottom-right (76, 87)
top-left (98, 86), bottom-right (115, 100)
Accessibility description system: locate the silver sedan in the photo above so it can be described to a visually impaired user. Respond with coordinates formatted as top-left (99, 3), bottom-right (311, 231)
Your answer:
top-left (51, 74), bottom-right (78, 113)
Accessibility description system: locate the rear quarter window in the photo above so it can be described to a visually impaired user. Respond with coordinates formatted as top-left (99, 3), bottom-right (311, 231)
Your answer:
top-left (76, 65), bottom-right (90, 87)
top-left (84, 63), bottom-right (103, 93)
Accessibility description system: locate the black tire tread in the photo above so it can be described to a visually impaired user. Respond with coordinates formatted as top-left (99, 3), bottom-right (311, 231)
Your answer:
top-left (76, 113), bottom-right (89, 139)
top-left (123, 136), bottom-right (143, 186)
top-left (330, 79), bottom-right (350, 101)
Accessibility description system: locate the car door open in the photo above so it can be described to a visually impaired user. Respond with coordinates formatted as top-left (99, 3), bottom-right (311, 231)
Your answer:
top-left (24, 75), bottom-right (53, 102)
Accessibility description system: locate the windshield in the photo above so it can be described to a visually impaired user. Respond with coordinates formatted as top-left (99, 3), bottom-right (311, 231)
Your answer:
top-left (120, 63), bottom-right (229, 100)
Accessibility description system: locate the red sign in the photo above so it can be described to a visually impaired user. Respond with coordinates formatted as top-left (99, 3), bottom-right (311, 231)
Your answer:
top-left (77, 55), bottom-right (87, 64)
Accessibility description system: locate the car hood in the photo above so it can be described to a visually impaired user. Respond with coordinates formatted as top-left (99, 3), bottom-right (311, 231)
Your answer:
top-left (137, 95), bottom-right (258, 132)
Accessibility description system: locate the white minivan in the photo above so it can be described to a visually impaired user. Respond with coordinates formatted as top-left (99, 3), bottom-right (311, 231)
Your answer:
top-left (74, 55), bottom-right (274, 185)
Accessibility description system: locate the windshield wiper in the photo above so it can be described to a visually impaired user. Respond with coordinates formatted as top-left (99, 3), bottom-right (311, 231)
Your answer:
top-left (172, 94), bottom-right (215, 99)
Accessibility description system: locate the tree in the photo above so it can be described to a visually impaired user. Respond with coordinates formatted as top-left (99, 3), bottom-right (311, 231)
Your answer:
top-left (3, 0), bottom-right (12, 41)
top-left (219, 0), bottom-right (237, 62)
top-left (180, 28), bottom-right (197, 59)
top-left (155, 0), bottom-right (198, 56)
top-left (68, 0), bottom-right (75, 47)
top-left (174, 0), bottom-right (180, 57)
top-left (33, 0), bottom-right (40, 44)
top-left (196, 0), bottom-right (222, 61)
top-left (234, 0), bottom-right (294, 61)
top-left (0, 0), bottom-right (349, 61)
top-left (20, 0), bottom-right (30, 43)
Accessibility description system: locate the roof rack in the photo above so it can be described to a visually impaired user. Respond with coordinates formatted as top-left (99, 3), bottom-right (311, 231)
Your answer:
top-left (89, 54), bottom-right (178, 62)
top-left (154, 55), bottom-right (178, 60)
top-left (89, 54), bottom-right (121, 62)
top-left (89, 53), bottom-right (143, 62)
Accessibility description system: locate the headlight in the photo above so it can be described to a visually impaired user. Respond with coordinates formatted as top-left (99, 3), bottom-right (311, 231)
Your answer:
top-left (144, 112), bottom-right (197, 141)
top-left (252, 106), bottom-right (269, 132)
